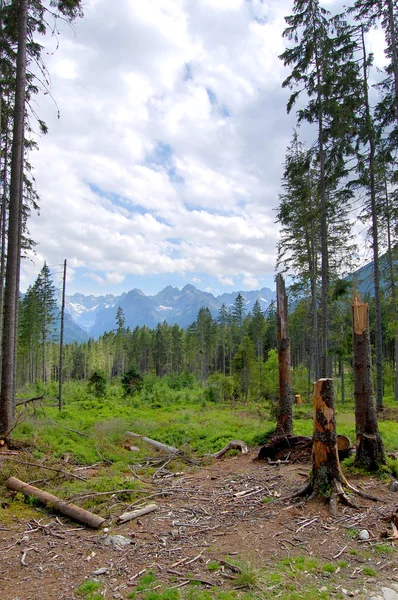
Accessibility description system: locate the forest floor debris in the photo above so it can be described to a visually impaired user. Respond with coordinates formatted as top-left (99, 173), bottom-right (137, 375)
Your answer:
top-left (0, 450), bottom-right (397, 599)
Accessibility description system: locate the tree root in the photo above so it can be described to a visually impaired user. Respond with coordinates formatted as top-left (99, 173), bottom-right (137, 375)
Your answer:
top-left (287, 475), bottom-right (380, 514)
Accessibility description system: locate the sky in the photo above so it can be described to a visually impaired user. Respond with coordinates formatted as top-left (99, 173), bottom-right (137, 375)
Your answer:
top-left (20, 0), bottom-right (387, 298)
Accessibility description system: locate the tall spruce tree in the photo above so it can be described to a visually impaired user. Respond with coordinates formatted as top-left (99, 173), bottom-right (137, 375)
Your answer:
top-left (280, 0), bottom-right (360, 377)
top-left (35, 262), bottom-right (57, 382)
top-left (0, 0), bottom-right (83, 439)
top-left (277, 132), bottom-right (321, 380)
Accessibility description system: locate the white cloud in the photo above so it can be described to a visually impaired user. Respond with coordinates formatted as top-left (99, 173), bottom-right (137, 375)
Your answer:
top-left (20, 0), bottom-right (380, 295)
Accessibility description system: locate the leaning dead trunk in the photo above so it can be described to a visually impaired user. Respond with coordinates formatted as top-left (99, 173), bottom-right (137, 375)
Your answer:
top-left (275, 274), bottom-right (293, 436)
top-left (352, 296), bottom-right (385, 470)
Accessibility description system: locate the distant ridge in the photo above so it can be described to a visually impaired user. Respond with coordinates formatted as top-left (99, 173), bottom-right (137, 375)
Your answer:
top-left (62, 284), bottom-right (276, 342)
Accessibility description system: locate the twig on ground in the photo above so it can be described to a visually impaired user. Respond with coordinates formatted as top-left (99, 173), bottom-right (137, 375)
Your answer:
top-left (333, 545), bottom-right (348, 559)
top-left (46, 419), bottom-right (89, 437)
top-left (0, 458), bottom-right (87, 481)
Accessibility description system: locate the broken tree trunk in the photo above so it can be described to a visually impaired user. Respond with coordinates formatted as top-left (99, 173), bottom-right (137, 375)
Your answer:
top-left (275, 273), bottom-right (293, 436)
top-left (352, 296), bottom-right (385, 470)
top-left (6, 476), bottom-right (105, 528)
top-left (126, 432), bottom-right (179, 454)
top-left (290, 379), bottom-right (379, 514)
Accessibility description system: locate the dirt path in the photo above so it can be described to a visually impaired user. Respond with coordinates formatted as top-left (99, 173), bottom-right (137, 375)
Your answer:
top-left (1, 451), bottom-right (397, 599)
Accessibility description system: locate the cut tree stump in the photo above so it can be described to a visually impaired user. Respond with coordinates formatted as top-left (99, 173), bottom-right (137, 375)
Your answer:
top-left (6, 476), bottom-right (105, 528)
top-left (288, 379), bottom-right (379, 514)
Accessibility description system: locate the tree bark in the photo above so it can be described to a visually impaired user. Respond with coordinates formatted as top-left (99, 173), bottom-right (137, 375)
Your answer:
top-left (352, 295), bottom-right (385, 471)
top-left (311, 379), bottom-right (343, 496)
top-left (275, 274), bottom-right (293, 436)
top-left (0, 0), bottom-right (28, 439)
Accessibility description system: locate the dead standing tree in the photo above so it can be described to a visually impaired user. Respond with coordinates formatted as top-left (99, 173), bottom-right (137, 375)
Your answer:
top-left (291, 378), bottom-right (379, 514)
top-left (352, 296), bottom-right (385, 470)
top-left (275, 274), bottom-right (293, 436)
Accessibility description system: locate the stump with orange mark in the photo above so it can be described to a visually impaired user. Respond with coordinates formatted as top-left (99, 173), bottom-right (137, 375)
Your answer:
top-left (291, 378), bottom-right (380, 514)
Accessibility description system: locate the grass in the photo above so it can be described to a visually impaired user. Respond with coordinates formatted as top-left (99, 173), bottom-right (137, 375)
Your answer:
top-left (76, 580), bottom-right (103, 599)
top-left (2, 377), bottom-right (398, 520)
top-left (2, 382), bottom-right (398, 557)
top-left (374, 543), bottom-right (395, 555)
top-left (121, 555), bottom-right (357, 600)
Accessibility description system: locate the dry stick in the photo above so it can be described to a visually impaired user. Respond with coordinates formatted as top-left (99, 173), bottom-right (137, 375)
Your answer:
top-left (0, 458), bottom-right (87, 481)
top-left (73, 490), bottom-right (172, 502)
top-left (46, 419), bottom-right (89, 437)
top-left (6, 477), bottom-right (105, 528)
top-left (117, 503), bottom-right (158, 524)
top-left (184, 551), bottom-right (204, 566)
top-left (333, 545), bottom-right (347, 559)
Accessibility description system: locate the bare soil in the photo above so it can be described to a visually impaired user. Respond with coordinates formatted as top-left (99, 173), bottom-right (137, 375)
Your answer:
top-left (1, 450), bottom-right (397, 600)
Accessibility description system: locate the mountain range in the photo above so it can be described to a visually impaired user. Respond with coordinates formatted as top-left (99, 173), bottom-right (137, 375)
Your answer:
top-left (61, 284), bottom-right (277, 343)
top-left (59, 254), bottom-right (382, 344)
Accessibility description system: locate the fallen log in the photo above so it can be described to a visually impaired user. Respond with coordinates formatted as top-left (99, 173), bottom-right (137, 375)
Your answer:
top-left (126, 432), bottom-right (179, 454)
top-left (209, 440), bottom-right (248, 459)
top-left (117, 503), bottom-right (158, 524)
top-left (6, 476), bottom-right (105, 528)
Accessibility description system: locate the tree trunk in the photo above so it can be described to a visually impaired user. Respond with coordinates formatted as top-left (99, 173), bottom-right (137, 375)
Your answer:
top-left (360, 25), bottom-right (384, 411)
top-left (340, 358), bottom-right (345, 405)
top-left (6, 477), bottom-right (105, 528)
top-left (314, 42), bottom-right (329, 379)
top-left (0, 0), bottom-right (28, 439)
top-left (352, 295), bottom-right (385, 471)
top-left (384, 179), bottom-right (398, 401)
top-left (0, 108), bottom-right (10, 374)
top-left (311, 378), bottom-right (342, 496)
top-left (59, 259), bottom-right (67, 411)
top-left (275, 274), bottom-right (293, 436)
top-left (289, 378), bottom-right (379, 513)
top-left (387, 0), bottom-right (398, 122)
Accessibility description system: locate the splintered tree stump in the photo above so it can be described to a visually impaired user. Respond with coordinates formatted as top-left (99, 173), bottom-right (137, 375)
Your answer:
top-left (290, 379), bottom-right (379, 514)
top-left (352, 296), bottom-right (386, 470)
